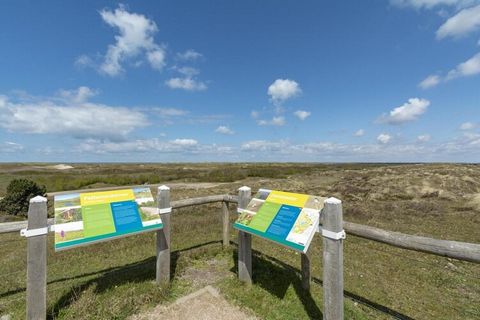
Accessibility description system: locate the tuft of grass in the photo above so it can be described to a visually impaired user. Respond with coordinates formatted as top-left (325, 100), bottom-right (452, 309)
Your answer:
top-left (1, 163), bottom-right (480, 319)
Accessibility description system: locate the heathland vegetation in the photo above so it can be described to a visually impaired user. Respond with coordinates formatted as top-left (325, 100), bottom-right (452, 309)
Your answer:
top-left (0, 163), bottom-right (479, 319)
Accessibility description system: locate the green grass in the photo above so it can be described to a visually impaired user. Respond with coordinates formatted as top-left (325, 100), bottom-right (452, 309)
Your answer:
top-left (1, 204), bottom-right (479, 319)
top-left (1, 163), bottom-right (480, 319)
top-left (0, 163), bottom-right (327, 195)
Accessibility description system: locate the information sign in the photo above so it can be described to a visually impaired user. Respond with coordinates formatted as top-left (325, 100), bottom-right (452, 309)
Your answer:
top-left (234, 189), bottom-right (325, 253)
top-left (53, 187), bottom-right (162, 251)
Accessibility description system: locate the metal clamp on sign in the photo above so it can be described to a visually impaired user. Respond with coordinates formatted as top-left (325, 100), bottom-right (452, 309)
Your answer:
top-left (157, 207), bottom-right (172, 214)
top-left (20, 227), bottom-right (48, 238)
top-left (321, 228), bottom-right (346, 240)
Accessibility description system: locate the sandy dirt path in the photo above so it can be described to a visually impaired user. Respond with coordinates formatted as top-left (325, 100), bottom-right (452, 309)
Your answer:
top-left (129, 286), bottom-right (256, 320)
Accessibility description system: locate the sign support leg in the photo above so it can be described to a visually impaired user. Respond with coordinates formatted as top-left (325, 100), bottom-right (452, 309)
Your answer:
top-left (222, 201), bottom-right (230, 248)
top-left (237, 186), bottom-right (252, 284)
top-left (156, 185), bottom-right (171, 286)
top-left (301, 250), bottom-right (311, 291)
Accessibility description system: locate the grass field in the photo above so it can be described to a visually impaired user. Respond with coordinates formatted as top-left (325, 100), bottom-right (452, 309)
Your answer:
top-left (0, 163), bottom-right (479, 319)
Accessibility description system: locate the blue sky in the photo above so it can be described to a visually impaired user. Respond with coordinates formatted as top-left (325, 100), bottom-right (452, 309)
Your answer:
top-left (0, 0), bottom-right (479, 162)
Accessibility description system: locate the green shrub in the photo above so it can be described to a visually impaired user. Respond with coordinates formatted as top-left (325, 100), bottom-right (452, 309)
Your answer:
top-left (0, 179), bottom-right (46, 216)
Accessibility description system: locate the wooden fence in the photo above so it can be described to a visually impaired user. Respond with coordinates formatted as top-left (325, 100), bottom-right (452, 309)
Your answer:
top-left (1, 186), bottom-right (479, 320)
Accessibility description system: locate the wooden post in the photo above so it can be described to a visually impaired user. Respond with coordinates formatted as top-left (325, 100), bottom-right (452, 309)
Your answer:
top-left (222, 201), bottom-right (230, 248)
top-left (237, 186), bottom-right (252, 284)
top-left (156, 185), bottom-right (171, 286)
top-left (322, 197), bottom-right (344, 320)
top-left (25, 196), bottom-right (48, 320)
top-left (301, 250), bottom-right (311, 291)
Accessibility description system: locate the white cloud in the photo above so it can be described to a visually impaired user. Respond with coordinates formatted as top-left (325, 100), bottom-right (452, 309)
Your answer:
top-left (390, 0), bottom-right (477, 9)
top-left (354, 129), bottom-right (365, 137)
top-left (146, 48), bottom-right (167, 71)
top-left (250, 110), bottom-right (259, 119)
top-left (0, 95), bottom-right (7, 108)
top-left (0, 88), bottom-right (148, 140)
top-left (420, 52), bottom-right (480, 86)
top-left (165, 77), bottom-right (207, 91)
top-left (75, 55), bottom-right (94, 68)
top-left (380, 98), bottom-right (430, 124)
top-left (460, 121), bottom-right (476, 129)
top-left (215, 126), bottom-right (234, 135)
top-left (58, 86), bottom-right (98, 104)
top-left (97, 5), bottom-right (166, 76)
top-left (267, 79), bottom-right (301, 104)
top-left (167, 64), bottom-right (207, 92)
top-left (176, 66), bottom-right (200, 77)
top-left (446, 52), bottom-right (480, 79)
top-left (184, 114), bottom-right (230, 125)
top-left (463, 131), bottom-right (480, 141)
top-left (293, 110), bottom-right (311, 120)
top-left (241, 140), bottom-right (287, 152)
top-left (377, 133), bottom-right (392, 144)
top-left (75, 138), bottom-right (236, 156)
top-left (419, 74), bottom-right (441, 89)
top-left (171, 138), bottom-right (198, 146)
top-left (236, 136), bottom-right (480, 161)
top-left (404, 2), bottom-right (480, 87)
top-left (437, 4), bottom-right (480, 39)
top-left (176, 49), bottom-right (203, 61)
top-left (153, 107), bottom-right (188, 117)
top-left (0, 141), bottom-right (24, 153)
top-left (417, 134), bottom-right (432, 142)
top-left (257, 116), bottom-right (286, 126)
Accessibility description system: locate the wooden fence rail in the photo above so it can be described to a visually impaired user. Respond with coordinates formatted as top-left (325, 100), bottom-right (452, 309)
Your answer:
top-left (343, 221), bottom-right (480, 263)
top-left (0, 194), bottom-right (237, 234)
top-left (2, 189), bottom-right (480, 320)
top-left (1, 193), bottom-right (479, 263)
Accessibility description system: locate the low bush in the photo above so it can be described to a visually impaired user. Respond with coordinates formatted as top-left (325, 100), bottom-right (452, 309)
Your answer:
top-left (0, 179), bottom-right (46, 216)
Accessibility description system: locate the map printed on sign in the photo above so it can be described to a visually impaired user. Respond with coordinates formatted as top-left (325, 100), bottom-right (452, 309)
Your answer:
top-left (233, 189), bottom-right (326, 253)
top-left (53, 188), bottom-right (162, 251)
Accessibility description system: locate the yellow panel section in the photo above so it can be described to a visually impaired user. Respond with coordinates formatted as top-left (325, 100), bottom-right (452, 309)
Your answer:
top-left (265, 190), bottom-right (309, 207)
top-left (80, 189), bottom-right (135, 206)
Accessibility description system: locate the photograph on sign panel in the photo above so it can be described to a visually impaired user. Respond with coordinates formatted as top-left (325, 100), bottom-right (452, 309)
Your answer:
top-left (54, 215), bottom-right (85, 244)
top-left (139, 206), bottom-right (162, 224)
top-left (246, 198), bottom-right (264, 213)
top-left (304, 195), bottom-right (326, 211)
top-left (54, 193), bottom-right (81, 209)
top-left (54, 206), bottom-right (82, 224)
top-left (237, 211), bottom-right (256, 226)
top-left (133, 187), bottom-right (155, 204)
top-left (133, 187), bottom-right (158, 224)
top-left (54, 193), bottom-right (86, 244)
top-left (254, 189), bottom-right (271, 200)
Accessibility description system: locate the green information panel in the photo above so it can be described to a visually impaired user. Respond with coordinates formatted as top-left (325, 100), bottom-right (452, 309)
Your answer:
top-left (53, 188), bottom-right (162, 251)
top-left (234, 189), bottom-right (325, 253)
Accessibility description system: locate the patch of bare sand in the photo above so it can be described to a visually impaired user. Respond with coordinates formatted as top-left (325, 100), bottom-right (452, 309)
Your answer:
top-left (47, 164), bottom-right (74, 170)
top-left (0, 164), bottom-right (74, 173)
top-left (129, 286), bottom-right (256, 320)
top-left (178, 259), bottom-right (233, 290)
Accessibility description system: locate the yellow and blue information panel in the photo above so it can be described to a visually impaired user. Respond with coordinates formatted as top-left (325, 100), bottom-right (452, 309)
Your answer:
top-left (234, 189), bottom-right (325, 253)
top-left (53, 188), bottom-right (162, 251)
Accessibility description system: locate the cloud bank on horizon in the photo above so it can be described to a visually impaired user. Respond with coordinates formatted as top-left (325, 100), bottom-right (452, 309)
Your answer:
top-left (0, 1), bottom-right (479, 162)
